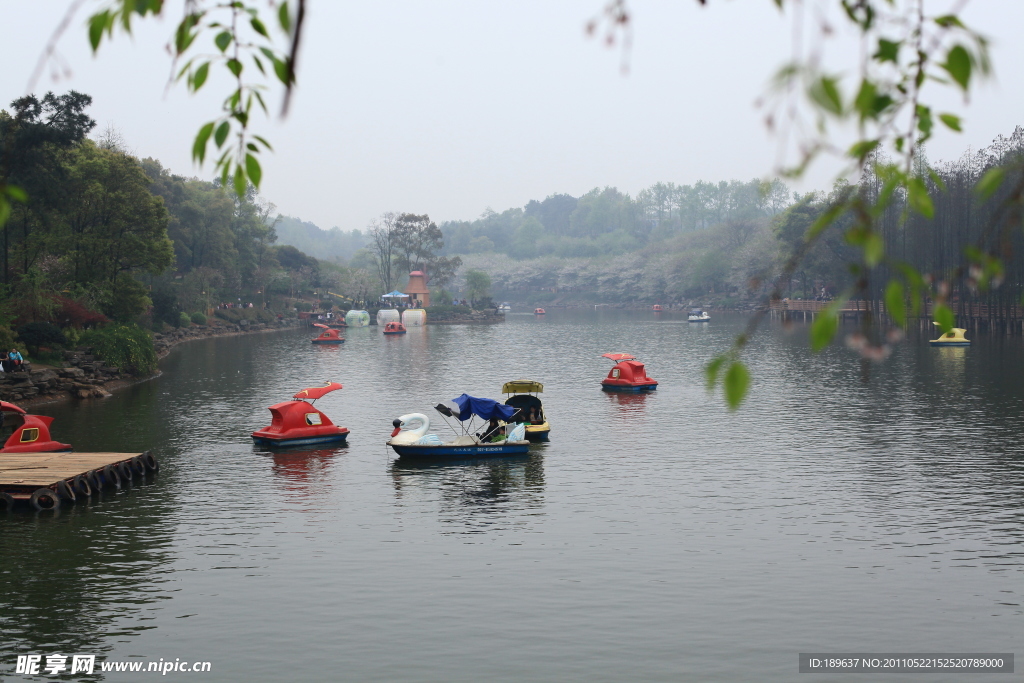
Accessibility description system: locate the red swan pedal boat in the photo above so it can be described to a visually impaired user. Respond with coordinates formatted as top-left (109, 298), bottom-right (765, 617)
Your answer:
top-left (251, 382), bottom-right (350, 448)
top-left (600, 353), bottom-right (658, 392)
top-left (0, 401), bottom-right (72, 453)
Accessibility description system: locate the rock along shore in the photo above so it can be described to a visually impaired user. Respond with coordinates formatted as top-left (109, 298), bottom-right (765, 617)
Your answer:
top-left (6, 318), bottom-right (300, 409)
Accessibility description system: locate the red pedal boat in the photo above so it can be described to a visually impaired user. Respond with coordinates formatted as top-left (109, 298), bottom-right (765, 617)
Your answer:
top-left (0, 401), bottom-right (72, 453)
top-left (600, 353), bottom-right (658, 392)
top-left (382, 321), bottom-right (407, 335)
top-left (311, 323), bottom-right (345, 344)
top-left (251, 382), bottom-right (350, 448)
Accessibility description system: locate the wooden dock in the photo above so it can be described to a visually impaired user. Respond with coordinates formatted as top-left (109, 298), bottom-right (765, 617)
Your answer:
top-left (0, 451), bottom-right (158, 511)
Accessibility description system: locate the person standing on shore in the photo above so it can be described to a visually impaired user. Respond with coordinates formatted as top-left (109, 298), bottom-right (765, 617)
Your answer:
top-left (9, 349), bottom-right (22, 372)
top-left (0, 349), bottom-right (7, 373)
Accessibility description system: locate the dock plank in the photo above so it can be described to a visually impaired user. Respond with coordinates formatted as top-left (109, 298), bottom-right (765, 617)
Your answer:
top-left (0, 452), bottom-right (143, 487)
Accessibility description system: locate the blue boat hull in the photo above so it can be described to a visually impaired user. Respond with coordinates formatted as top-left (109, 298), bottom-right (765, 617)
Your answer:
top-left (929, 341), bottom-right (970, 346)
top-left (389, 442), bottom-right (530, 458)
top-left (601, 384), bottom-right (657, 393)
top-left (253, 434), bottom-right (349, 448)
top-left (312, 339), bottom-right (345, 344)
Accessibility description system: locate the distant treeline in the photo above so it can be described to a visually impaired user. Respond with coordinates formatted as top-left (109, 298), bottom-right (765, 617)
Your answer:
top-left (439, 179), bottom-right (792, 260)
top-left (450, 128), bottom-right (1024, 309)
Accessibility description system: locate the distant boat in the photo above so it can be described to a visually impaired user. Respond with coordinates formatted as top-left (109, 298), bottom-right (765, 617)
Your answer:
top-left (534, 308), bottom-right (546, 315)
top-left (652, 304), bottom-right (663, 312)
top-left (311, 323), bottom-right (345, 344)
top-left (498, 302), bottom-right (512, 312)
top-left (930, 323), bottom-right (970, 346)
top-left (382, 321), bottom-right (407, 335)
top-left (688, 308), bottom-right (710, 322)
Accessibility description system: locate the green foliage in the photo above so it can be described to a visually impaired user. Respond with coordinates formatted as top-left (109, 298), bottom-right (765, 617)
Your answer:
top-left (16, 322), bottom-right (68, 352)
top-left (178, 311), bottom-right (193, 327)
top-left (80, 324), bottom-right (157, 376)
top-left (464, 269), bottom-right (491, 305)
top-left (423, 305), bottom-right (472, 321)
top-left (0, 327), bottom-right (18, 354)
top-left (191, 312), bottom-right (208, 325)
top-left (214, 308), bottom-right (276, 324)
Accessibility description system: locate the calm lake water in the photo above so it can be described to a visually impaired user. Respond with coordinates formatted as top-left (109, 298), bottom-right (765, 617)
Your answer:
top-left (1, 310), bottom-right (1022, 682)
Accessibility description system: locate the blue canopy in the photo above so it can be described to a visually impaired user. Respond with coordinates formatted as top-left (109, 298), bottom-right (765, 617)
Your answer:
top-left (382, 290), bottom-right (409, 298)
top-left (451, 394), bottom-right (517, 422)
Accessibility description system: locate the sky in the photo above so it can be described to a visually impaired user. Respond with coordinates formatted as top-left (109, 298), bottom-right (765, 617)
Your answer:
top-left (2, 1), bottom-right (1023, 232)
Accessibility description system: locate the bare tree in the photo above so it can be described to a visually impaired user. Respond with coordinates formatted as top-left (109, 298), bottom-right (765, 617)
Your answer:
top-left (368, 212), bottom-right (398, 292)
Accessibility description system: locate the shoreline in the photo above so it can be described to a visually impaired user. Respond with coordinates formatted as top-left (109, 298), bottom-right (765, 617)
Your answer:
top-left (9, 320), bottom-right (301, 411)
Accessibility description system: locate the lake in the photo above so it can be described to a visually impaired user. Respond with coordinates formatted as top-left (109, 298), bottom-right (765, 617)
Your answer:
top-left (1, 310), bottom-right (1021, 681)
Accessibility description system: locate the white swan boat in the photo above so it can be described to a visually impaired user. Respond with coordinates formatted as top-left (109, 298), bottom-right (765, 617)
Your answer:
top-left (388, 394), bottom-right (530, 458)
top-left (688, 308), bottom-right (710, 322)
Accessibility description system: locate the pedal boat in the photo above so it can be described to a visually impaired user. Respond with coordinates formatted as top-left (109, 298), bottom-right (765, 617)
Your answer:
top-left (600, 353), bottom-right (658, 392)
top-left (251, 382), bottom-right (350, 447)
top-left (382, 321), bottom-right (407, 335)
top-left (502, 380), bottom-right (550, 442)
top-left (652, 304), bottom-right (663, 312)
top-left (0, 401), bottom-right (72, 453)
top-left (930, 323), bottom-right (970, 346)
top-left (311, 323), bottom-right (345, 344)
top-left (688, 308), bottom-right (710, 322)
top-left (387, 394), bottom-right (529, 458)
top-left (534, 308), bottom-right (546, 315)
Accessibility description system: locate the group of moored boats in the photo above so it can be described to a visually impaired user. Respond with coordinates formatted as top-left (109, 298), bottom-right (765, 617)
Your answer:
top-left (249, 350), bottom-right (660, 459)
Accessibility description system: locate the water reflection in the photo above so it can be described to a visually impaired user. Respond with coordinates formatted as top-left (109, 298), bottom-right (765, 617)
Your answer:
top-left (0, 476), bottom-right (173, 661)
top-left (603, 390), bottom-right (654, 410)
top-left (256, 446), bottom-right (347, 490)
top-left (390, 453), bottom-right (546, 531)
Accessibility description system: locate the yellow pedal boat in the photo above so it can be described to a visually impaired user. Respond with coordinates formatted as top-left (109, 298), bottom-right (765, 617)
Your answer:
top-left (502, 380), bottom-right (550, 442)
top-left (930, 323), bottom-right (970, 347)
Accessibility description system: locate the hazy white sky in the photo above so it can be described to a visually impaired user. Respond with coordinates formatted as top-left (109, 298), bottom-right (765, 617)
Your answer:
top-left (2, 1), bottom-right (1022, 231)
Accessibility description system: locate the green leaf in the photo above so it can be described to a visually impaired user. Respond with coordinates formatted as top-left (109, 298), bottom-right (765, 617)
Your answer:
top-left (916, 104), bottom-right (933, 138)
top-left (848, 139), bottom-right (880, 160)
top-left (938, 113), bottom-right (962, 131)
top-left (4, 185), bottom-right (27, 203)
top-left (88, 11), bottom-right (109, 51)
top-left (214, 121), bottom-right (230, 148)
top-left (807, 201), bottom-right (847, 240)
top-left (934, 14), bottom-right (965, 29)
top-left (192, 122), bottom-right (215, 163)
top-left (854, 79), bottom-right (877, 119)
top-left (809, 76), bottom-right (843, 115)
top-left (278, 2), bottom-right (291, 33)
top-left (215, 30), bottom-right (232, 52)
top-left (864, 232), bottom-right (885, 267)
top-left (975, 167), bottom-right (1005, 199)
top-left (723, 362), bottom-right (750, 410)
top-left (942, 45), bottom-right (972, 90)
top-left (705, 355), bottom-right (726, 390)
top-left (885, 280), bottom-right (906, 326)
top-left (810, 310), bottom-right (838, 351)
top-left (192, 62), bottom-right (210, 91)
top-left (226, 58), bottom-right (243, 77)
top-left (874, 38), bottom-right (900, 63)
top-left (272, 56), bottom-right (290, 84)
top-left (233, 165), bottom-right (247, 197)
top-left (245, 153), bottom-right (262, 187)
top-left (253, 135), bottom-right (273, 151)
top-left (933, 304), bottom-right (954, 334)
top-left (907, 177), bottom-right (934, 219)
top-left (250, 17), bottom-right (269, 37)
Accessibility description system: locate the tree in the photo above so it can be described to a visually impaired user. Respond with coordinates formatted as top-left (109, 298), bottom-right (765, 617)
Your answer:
top-left (392, 213), bottom-right (463, 288)
top-left (464, 269), bottom-right (491, 307)
top-left (368, 212), bottom-right (398, 292)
